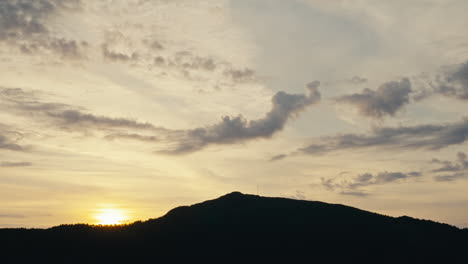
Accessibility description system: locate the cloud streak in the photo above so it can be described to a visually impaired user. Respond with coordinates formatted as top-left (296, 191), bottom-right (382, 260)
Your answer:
top-left (431, 152), bottom-right (468, 182)
top-left (161, 82), bottom-right (322, 154)
top-left (0, 161), bottom-right (32, 167)
top-left (0, 84), bottom-right (322, 154)
top-left (321, 171), bottom-right (422, 196)
top-left (104, 133), bottom-right (159, 142)
top-left (299, 118), bottom-right (468, 155)
top-left (0, 87), bottom-right (162, 133)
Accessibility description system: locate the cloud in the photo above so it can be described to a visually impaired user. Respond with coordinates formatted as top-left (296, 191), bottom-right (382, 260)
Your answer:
top-left (0, 85), bottom-right (321, 154)
top-left (300, 118), bottom-right (468, 155)
top-left (349, 76), bottom-right (368, 85)
top-left (104, 133), bottom-right (159, 142)
top-left (0, 0), bottom-right (85, 58)
top-left (0, 134), bottom-right (24, 151)
top-left (152, 51), bottom-right (217, 72)
top-left (434, 172), bottom-right (466, 182)
top-left (0, 161), bottom-right (32, 167)
top-left (269, 154), bottom-right (287, 161)
top-left (161, 81), bottom-right (321, 154)
top-left (223, 68), bottom-right (256, 83)
top-left (413, 61), bottom-right (468, 101)
top-left (46, 110), bottom-right (157, 131)
top-left (321, 171), bottom-right (422, 195)
top-left (289, 190), bottom-right (307, 200)
top-left (47, 38), bottom-right (87, 59)
top-left (150, 49), bottom-right (258, 89)
top-left (102, 44), bottom-right (139, 62)
top-left (0, 214), bottom-right (25, 218)
top-left (0, 0), bottom-right (54, 40)
top-left (0, 123), bottom-right (25, 151)
top-left (430, 61), bottom-right (468, 100)
top-left (339, 191), bottom-right (370, 197)
top-left (0, 87), bottom-right (161, 132)
top-left (143, 39), bottom-right (164, 51)
top-left (336, 78), bottom-right (412, 118)
top-left (172, 51), bottom-right (217, 71)
top-left (431, 152), bottom-right (468, 182)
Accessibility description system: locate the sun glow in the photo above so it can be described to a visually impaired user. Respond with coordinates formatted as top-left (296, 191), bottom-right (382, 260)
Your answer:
top-left (94, 208), bottom-right (127, 225)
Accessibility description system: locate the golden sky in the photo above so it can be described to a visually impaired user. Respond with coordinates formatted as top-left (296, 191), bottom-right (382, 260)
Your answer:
top-left (1, 0), bottom-right (468, 228)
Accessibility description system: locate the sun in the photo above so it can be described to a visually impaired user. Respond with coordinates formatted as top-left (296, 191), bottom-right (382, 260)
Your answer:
top-left (94, 208), bottom-right (127, 225)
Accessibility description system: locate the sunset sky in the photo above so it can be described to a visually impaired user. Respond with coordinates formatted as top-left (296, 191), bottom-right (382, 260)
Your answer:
top-left (1, 0), bottom-right (468, 228)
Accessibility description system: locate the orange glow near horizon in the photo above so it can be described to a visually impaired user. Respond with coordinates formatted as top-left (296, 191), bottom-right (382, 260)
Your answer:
top-left (94, 208), bottom-right (128, 225)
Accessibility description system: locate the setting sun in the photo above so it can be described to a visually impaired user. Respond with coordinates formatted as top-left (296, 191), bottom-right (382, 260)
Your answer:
top-left (94, 208), bottom-right (127, 225)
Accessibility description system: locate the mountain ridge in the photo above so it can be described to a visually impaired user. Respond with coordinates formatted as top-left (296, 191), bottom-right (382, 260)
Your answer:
top-left (1, 192), bottom-right (467, 263)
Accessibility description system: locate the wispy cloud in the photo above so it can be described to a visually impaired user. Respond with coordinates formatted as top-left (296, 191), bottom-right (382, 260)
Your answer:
top-left (321, 171), bottom-right (422, 196)
top-left (0, 87), bottom-right (162, 132)
top-left (0, 214), bottom-right (25, 218)
top-left (299, 118), bottom-right (468, 155)
top-left (431, 152), bottom-right (468, 182)
top-left (0, 124), bottom-right (26, 152)
top-left (0, 161), bottom-right (32, 167)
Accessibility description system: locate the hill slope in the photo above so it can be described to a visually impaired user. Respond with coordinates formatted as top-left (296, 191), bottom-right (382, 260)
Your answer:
top-left (1, 192), bottom-right (467, 263)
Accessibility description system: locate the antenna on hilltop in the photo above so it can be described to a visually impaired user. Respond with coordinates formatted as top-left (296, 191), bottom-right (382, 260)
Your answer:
top-left (256, 184), bottom-right (259, 196)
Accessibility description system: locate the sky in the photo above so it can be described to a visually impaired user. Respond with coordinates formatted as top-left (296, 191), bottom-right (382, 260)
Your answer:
top-left (1, 0), bottom-right (468, 228)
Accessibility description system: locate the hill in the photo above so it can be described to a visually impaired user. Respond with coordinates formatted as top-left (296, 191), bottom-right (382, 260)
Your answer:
top-left (1, 192), bottom-right (467, 263)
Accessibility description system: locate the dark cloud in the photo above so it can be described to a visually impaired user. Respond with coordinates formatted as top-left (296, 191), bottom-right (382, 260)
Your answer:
top-left (0, 122), bottom-right (25, 151)
top-left (431, 152), bottom-right (468, 182)
top-left (47, 38), bottom-right (87, 59)
top-left (339, 191), bottom-right (370, 197)
top-left (102, 44), bottom-right (139, 62)
top-left (19, 38), bottom-right (87, 59)
top-left (46, 110), bottom-right (156, 131)
top-left (434, 172), bottom-right (466, 182)
top-left (349, 76), bottom-right (368, 85)
top-left (151, 51), bottom-right (219, 76)
top-left (0, 0), bottom-right (85, 58)
top-left (0, 161), bottom-right (32, 167)
top-left (0, 0), bottom-right (54, 40)
top-left (0, 87), bottom-right (74, 114)
top-left (336, 78), bottom-right (412, 118)
top-left (321, 171), bottom-right (422, 196)
top-left (161, 82), bottom-right (321, 154)
top-left (0, 87), bottom-right (163, 133)
top-left (150, 50), bottom-right (258, 87)
top-left (269, 154), bottom-right (287, 161)
top-left (143, 39), bottom-right (164, 50)
top-left (414, 61), bottom-right (468, 101)
top-left (174, 51), bottom-right (216, 71)
top-left (300, 118), bottom-right (468, 155)
top-left (104, 133), bottom-right (159, 142)
top-left (223, 68), bottom-right (256, 82)
top-left (154, 56), bottom-right (165, 65)
top-left (0, 134), bottom-right (24, 151)
top-left (1, 84), bottom-right (320, 154)
top-left (430, 62), bottom-right (468, 100)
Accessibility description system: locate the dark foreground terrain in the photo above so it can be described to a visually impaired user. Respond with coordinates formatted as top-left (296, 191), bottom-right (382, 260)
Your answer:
top-left (1, 192), bottom-right (467, 263)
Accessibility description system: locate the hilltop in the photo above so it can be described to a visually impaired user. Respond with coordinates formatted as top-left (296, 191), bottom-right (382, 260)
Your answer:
top-left (1, 192), bottom-right (467, 263)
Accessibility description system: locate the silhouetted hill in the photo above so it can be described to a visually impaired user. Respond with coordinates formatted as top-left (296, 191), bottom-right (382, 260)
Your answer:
top-left (1, 192), bottom-right (467, 263)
